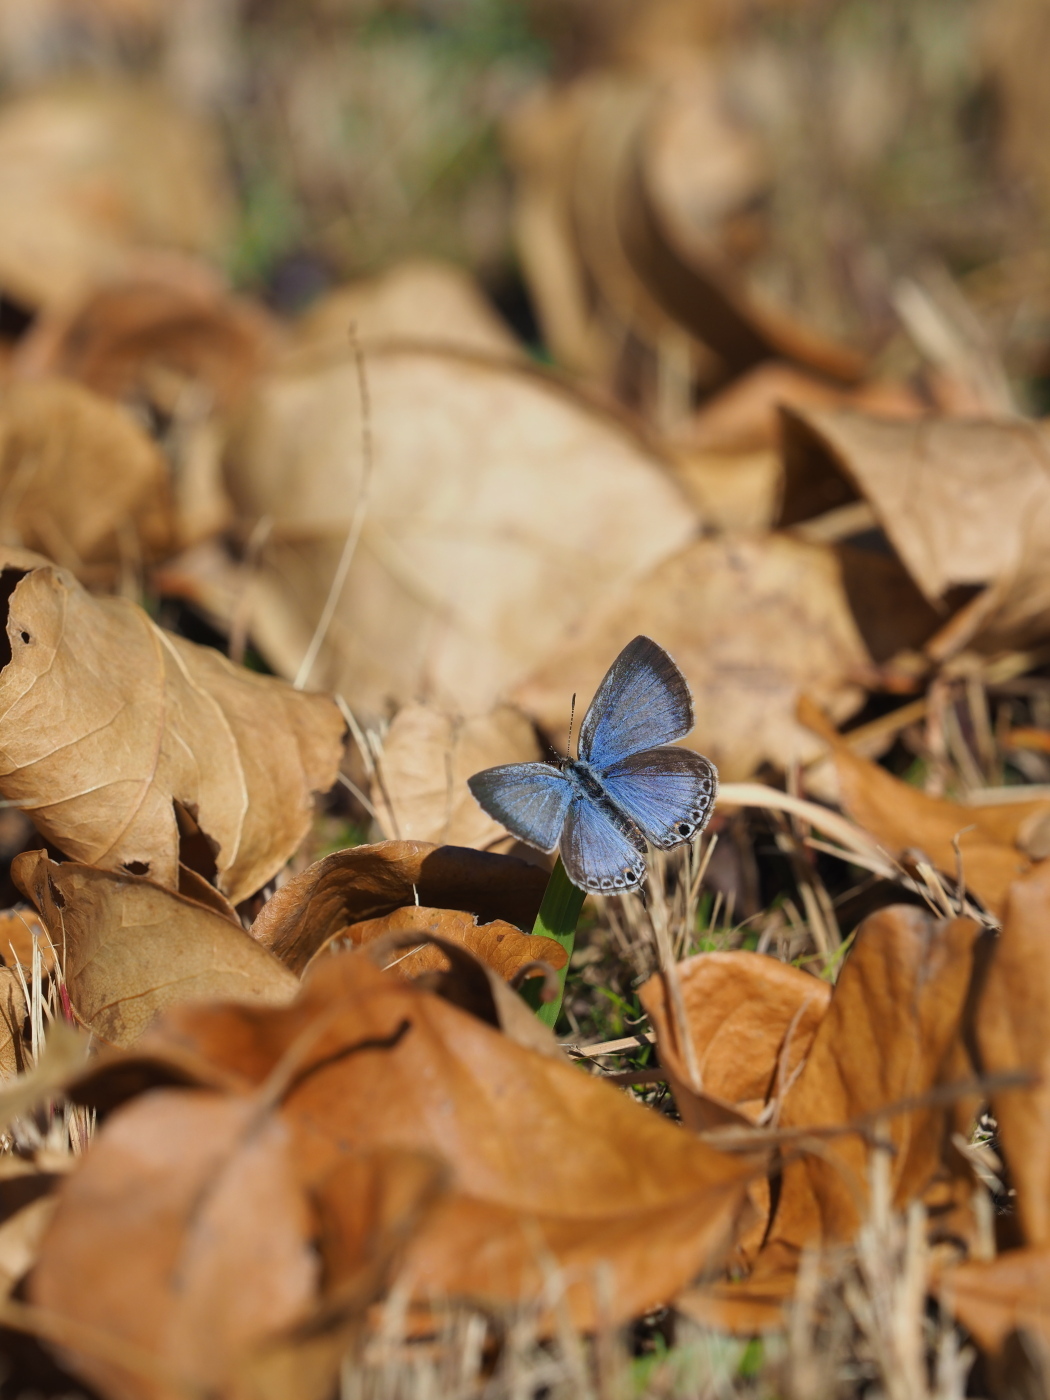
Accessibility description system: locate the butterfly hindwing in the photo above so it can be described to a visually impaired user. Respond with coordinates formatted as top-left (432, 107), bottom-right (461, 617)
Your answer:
top-left (560, 791), bottom-right (647, 894)
top-left (467, 764), bottom-right (572, 852)
top-left (578, 636), bottom-right (693, 768)
top-left (599, 746), bottom-right (718, 850)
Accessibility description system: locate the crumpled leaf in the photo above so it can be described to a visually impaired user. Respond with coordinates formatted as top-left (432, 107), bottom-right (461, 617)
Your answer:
top-left (223, 342), bottom-right (696, 712)
top-left (292, 258), bottom-right (523, 361)
top-left (370, 701), bottom-right (541, 848)
top-left (342, 905), bottom-right (567, 985)
top-left (768, 905), bottom-right (983, 1251)
top-left (800, 695), bottom-right (1049, 917)
top-left (66, 949), bottom-right (759, 1332)
top-left (14, 851), bottom-right (298, 1047)
top-left (640, 951), bottom-right (831, 1130)
top-left (0, 82), bottom-right (234, 313)
top-left (939, 1247), bottom-right (1050, 1353)
top-left (0, 549), bottom-right (344, 903)
top-left (0, 379), bottom-right (173, 571)
top-left (249, 841), bottom-right (549, 975)
top-left (515, 534), bottom-right (871, 780)
top-left (975, 859), bottom-right (1050, 1245)
top-left (779, 408), bottom-right (1050, 606)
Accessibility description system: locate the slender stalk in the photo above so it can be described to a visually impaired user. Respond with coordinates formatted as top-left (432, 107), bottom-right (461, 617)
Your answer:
top-left (525, 857), bottom-right (585, 1028)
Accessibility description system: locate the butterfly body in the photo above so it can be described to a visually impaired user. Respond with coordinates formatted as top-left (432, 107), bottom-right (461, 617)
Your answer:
top-left (468, 636), bottom-right (718, 894)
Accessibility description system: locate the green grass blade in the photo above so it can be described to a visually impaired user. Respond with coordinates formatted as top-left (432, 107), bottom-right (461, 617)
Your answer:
top-left (525, 856), bottom-right (585, 1028)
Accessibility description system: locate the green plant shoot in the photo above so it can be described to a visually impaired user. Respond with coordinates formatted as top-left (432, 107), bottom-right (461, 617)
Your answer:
top-left (524, 856), bottom-right (585, 1028)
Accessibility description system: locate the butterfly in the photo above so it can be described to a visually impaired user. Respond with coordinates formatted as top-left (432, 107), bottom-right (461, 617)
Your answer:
top-left (467, 636), bottom-right (718, 894)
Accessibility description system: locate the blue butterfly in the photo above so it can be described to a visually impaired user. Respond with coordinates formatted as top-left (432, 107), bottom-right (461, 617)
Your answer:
top-left (468, 636), bottom-right (718, 894)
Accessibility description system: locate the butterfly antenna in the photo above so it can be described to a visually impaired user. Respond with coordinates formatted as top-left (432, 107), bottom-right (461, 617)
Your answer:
top-left (566, 693), bottom-right (577, 759)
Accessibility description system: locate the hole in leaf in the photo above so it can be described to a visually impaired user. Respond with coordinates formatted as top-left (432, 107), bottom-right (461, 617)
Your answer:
top-left (46, 877), bottom-right (65, 909)
top-left (0, 570), bottom-right (28, 672)
top-left (19, 631), bottom-right (29, 645)
top-left (174, 801), bottom-right (219, 886)
top-left (123, 861), bottom-right (150, 876)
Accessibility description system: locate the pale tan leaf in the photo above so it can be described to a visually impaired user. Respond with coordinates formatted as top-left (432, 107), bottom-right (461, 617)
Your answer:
top-left (0, 550), bottom-right (344, 903)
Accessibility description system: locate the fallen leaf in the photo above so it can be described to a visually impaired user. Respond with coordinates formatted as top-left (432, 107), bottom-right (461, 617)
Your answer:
top-left (800, 695), bottom-right (1049, 917)
top-left (769, 905), bottom-right (984, 1249)
top-left (370, 702), bottom-right (541, 848)
top-left (0, 379), bottom-right (173, 572)
top-left (342, 905), bottom-right (567, 985)
top-left (640, 951), bottom-right (831, 1130)
top-left (0, 1196), bottom-right (56, 1299)
top-left (14, 852), bottom-right (298, 1047)
top-left (0, 549), bottom-right (345, 903)
top-left (515, 534), bottom-right (872, 780)
top-left (686, 362), bottom-right (925, 454)
top-left (0, 1021), bottom-right (87, 1133)
top-left (16, 261), bottom-right (279, 550)
top-left (32, 1090), bottom-right (321, 1400)
top-left (249, 841), bottom-right (549, 975)
top-left (939, 1247), bottom-right (1050, 1353)
top-left (779, 408), bottom-right (1050, 606)
top-left (0, 968), bottom-right (26, 1077)
top-left (0, 908), bottom-right (54, 973)
top-left (0, 82), bottom-right (234, 313)
top-left (223, 342), bottom-right (697, 711)
top-left (292, 258), bottom-right (523, 361)
top-left (68, 950), bottom-right (759, 1331)
top-left (975, 859), bottom-right (1050, 1244)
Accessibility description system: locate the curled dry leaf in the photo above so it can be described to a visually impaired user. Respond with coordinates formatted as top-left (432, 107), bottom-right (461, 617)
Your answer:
top-left (0, 379), bottom-right (173, 571)
top-left (0, 549), bottom-right (344, 903)
top-left (0, 83), bottom-right (234, 313)
top-left (223, 343), bottom-right (696, 712)
top-left (769, 905), bottom-right (983, 1252)
top-left (14, 851), bottom-right (297, 1047)
top-left (800, 695), bottom-right (1049, 917)
top-left (639, 951), bottom-right (831, 1130)
top-left (939, 1247), bottom-right (1050, 1353)
top-left (249, 841), bottom-right (549, 976)
top-left (779, 408), bottom-right (1050, 611)
top-left (65, 950), bottom-right (759, 1332)
top-left (975, 860), bottom-right (1050, 1245)
top-left (370, 701), bottom-right (541, 848)
top-left (515, 534), bottom-right (871, 780)
top-left (292, 258), bottom-right (523, 361)
top-left (0, 908), bottom-right (53, 973)
top-left (342, 905), bottom-right (567, 985)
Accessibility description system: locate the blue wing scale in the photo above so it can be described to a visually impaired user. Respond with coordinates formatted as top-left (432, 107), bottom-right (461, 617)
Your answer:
top-left (559, 793), bottom-right (647, 895)
top-left (578, 636), bottom-right (693, 767)
top-left (600, 746), bottom-right (717, 849)
top-left (467, 764), bottom-right (571, 852)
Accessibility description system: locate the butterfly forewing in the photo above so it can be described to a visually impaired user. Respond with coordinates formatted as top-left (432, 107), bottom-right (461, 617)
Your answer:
top-left (599, 746), bottom-right (718, 849)
top-left (467, 763), bottom-right (572, 852)
top-left (578, 636), bottom-right (693, 768)
top-left (560, 792), bottom-right (647, 894)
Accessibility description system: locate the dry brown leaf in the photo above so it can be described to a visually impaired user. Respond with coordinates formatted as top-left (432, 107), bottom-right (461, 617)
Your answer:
top-left (939, 1247), bottom-right (1050, 1353)
top-left (0, 968), bottom-right (26, 1077)
top-left (668, 448), bottom-right (781, 534)
top-left (370, 702), bottom-right (541, 847)
top-left (800, 695), bottom-right (1048, 917)
top-left (515, 534), bottom-right (871, 780)
top-left (686, 362), bottom-right (925, 454)
top-left (14, 851), bottom-right (297, 1047)
top-left (292, 259), bottom-right (523, 361)
top-left (0, 1196), bottom-right (56, 1299)
top-left (975, 859), bottom-right (1050, 1245)
top-left (343, 905), bottom-right (567, 985)
top-left (640, 951), bottom-right (831, 1131)
top-left (33, 1091), bottom-right (321, 1400)
top-left (0, 908), bottom-right (54, 973)
top-left (16, 262), bottom-right (279, 550)
top-left (0, 83), bottom-right (234, 313)
top-left (779, 408), bottom-right (1050, 606)
top-left (249, 841), bottom-right (551, 976)
top-left (224, 342), bottom-right (697, 711)
top-left (0, 549), bottom-right (344, 903)
top-left (0, 379), bottom-right (173, 571)
top-left (69, 950), bottom-right (759, 1331)
top-left (768, 905), bottom-right (983, 1250)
